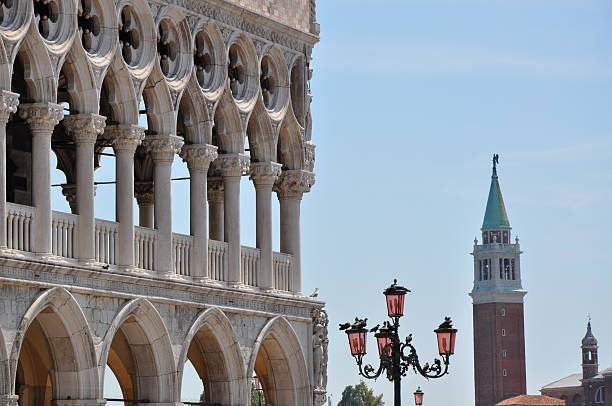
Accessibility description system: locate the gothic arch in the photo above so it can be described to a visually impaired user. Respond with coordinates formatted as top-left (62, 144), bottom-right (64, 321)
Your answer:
top-left (177, 76), bottom-right (212, 144)
top-left (13, 27), bottom-right (56, 102)
top-left (9, 287), bottom-right (98, 401)
top-left (99, 56), bottom-right (139, 125)
top-left (213, 89), bottom-right (244, 153)
top-left (59, 49), bottom-right (100, 114)
top-left (247, 99), bottom-right (276, 162)
top-left (99, 298), bottom-right (176, 404)
top-left (142, 69), bottom-right (179, 135)
top-left (248, 316), bottom-right (310, 406)
top-left (176, 307), bottom-right (246, 405)
top-left (277, 110), bottom-right (304, 170)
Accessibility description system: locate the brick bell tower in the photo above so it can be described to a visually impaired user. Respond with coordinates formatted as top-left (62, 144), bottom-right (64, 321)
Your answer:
top-left (470, 155), bottom-right (527, 406)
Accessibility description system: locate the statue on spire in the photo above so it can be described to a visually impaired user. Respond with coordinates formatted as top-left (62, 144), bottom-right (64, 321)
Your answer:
top-left (493, 154), bottom-right (499, 171)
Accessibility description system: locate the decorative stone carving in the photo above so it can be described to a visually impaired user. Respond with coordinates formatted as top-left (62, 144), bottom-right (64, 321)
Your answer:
top-left (19, 103), bottom-right (64, 132)
top-left (207, 179), bottom-right (224, 203)
top-left (180, 143), bottom-right (218, 172)
top-left (63, 114), bottom-right (107, 144)
top-left (106, 124), bottom-right (146, 154)
top-left (61, 184), bottom-right (78, 214)
top-left (312, 308), bottom-right (328, 406)
top-left (142, 134), bottom-right (184, 163)
top-left (134, 181), bottom-right (154, 205)
top-left (304, 142), bottom-right (316, 172)
top-left (216, 153), bottom-right (250, 177)
top-left (249, 161), bottom-right (282, 187)
top-left (0, 394), bottom-right (19, 406)
top-left (0, 90), bottom-right (19, 123)
top-left (274, 169), bottom-right (315, 200)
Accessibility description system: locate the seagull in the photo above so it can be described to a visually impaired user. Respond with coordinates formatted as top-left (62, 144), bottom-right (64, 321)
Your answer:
top-left (309, 288), bottom-right (319, 298)
top-left (339, 322), bottom-right (351, 331)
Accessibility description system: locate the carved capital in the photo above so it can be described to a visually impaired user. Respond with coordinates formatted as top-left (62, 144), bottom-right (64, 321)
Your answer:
top-left (216, 153), bottom-right (250, 178)
top-left (106, 124), bottom-right (145, 153)
top-left (19, 102), bottom-right (64, 132)
top-left (0, 90), bottom-right (19, 123)
top-left (0, 394), bottom-right (19, 406)
top-left (61, 184), bottom-right (78, 214)
top-left (249, 161), bottom-right (282, 187)
top-left (207, 179), bottom-right (224, 202)
top-left (135, 182), bottom-right (154, 205)
top-left (274, 170), bottom-right (315, 200)
top-left (180, 144), bottom-right (218, 173)
top-left (63, 114), bottom-right (106, 144)
top-left (142, 134), bottom-right (184, 163)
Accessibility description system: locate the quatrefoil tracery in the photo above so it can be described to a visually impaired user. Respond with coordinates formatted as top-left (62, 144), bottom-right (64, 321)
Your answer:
top-left (34, 0), bottom-right (59, 39)
top-left (157, 21), bottom-right (177, 77)
top-left (0, 0), bottom-right (13, 26)
top-left (228, 45), bottom-right (245, 99)
top-left (194, 31), bottom-right (213, 88)
top-left (118, 7), bottom-right (140, 66)
top-left (260, 56), bottom-right (276, 109)
top-left (78, 0), bottom-right (100, 53)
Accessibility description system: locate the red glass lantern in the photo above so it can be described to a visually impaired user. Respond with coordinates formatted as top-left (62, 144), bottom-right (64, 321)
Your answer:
top-left (383, 279), bottom-right (410, 318)
top-left (346, 327), bottom-right (368, 356)
top-left (434, 317), bottom-right (457, 356)
top-left (254, 376), bottom-right (263, 391)
top-left (414, 387), bottom-right (424, 405)
top-left (375, 333), bottom-right (392, 357)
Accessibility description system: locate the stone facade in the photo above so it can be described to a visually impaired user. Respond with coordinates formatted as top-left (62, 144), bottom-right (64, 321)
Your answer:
top-left (0, 0), bottom-right (323, 405)
top-left (471, 159), bottom-right (527, 406)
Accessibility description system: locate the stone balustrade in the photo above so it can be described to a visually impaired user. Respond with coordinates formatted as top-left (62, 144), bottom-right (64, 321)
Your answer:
top-left (6, 203), bottom-right (34, 252)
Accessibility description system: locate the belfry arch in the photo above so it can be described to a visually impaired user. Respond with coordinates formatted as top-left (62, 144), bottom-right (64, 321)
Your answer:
top-left (99, 298), bottom-right (176, 405)
top-left (248, 316), bottom-right (310, 406)
top-left (9, 287), bottom-right (98, 406)
top-left (177, 308), bottom-right (246, 406)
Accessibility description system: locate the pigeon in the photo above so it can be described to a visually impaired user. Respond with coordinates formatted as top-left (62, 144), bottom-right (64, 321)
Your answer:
top-left (354, 317), bottom-right (368, 330)
top-left (339, 322), bottom-right (351, 331)
top-left (405, 334), bottom-right (412, 344)
top-left (438, 317), bottom-right (453, 329)
top-left (309, 288), bottom-right (319, 298)
top-left (369, 324), bottom-right (380, 333)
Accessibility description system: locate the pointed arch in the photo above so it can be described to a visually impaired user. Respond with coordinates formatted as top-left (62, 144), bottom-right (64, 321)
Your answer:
top-left (99, 298), bottom-right (176, 404)
top-left (277, 108), bottom-right (305, 170)
top-left (142, 67), bottom-right (179, 135)
top-left (9, 287), bottom-right (98, 400)
top-left (247, 99), bottom-right (276, 162)
top-left (59, 48), bottom-right (100, 114)
top-left (176, 307), bottom-right (246, 405)
top-left (0, 40), bottom-right (11, 91)
top-left (13, 26), bottom-right (56, 102)
top-left (99, 55), bottom-right (139, 125)
top-left (213, 89), bottom-right (244, 153)
top-left (248, 316), bottom-right (310, 406)
top-left (177, 75), bottom-right (212, 144)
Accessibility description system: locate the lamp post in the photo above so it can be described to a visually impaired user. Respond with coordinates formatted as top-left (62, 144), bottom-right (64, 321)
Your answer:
top-left (414, 387), bottom-right (424, 405)
top-left (340, 279), bottom-right (457, 406)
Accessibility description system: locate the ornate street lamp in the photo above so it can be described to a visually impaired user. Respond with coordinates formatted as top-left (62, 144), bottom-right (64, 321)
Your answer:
top-left (339, 279), bottom-right (457, 406)
top-left (414, 387), bottom-right (424, 405)
top-left (253, 376), bottom-right (264, 406)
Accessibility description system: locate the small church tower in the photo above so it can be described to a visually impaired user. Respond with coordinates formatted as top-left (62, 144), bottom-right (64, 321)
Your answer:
top-left (582, 320), bottom-right (599, 379)
top-left (470, 155), bottom-right (527, 406)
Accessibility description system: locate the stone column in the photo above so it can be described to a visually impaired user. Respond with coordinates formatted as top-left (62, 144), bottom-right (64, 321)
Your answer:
top-left (207, 164), bottom-right (224, 241)
top-left (249, 162), bottom-right (281, 290)
top-left (20, 103), bottom-right (63, 255)
top-left (217, 153), bottom-right (250, 286)
top-left (274, 170), bottom-right (315, 295)
top-left (63, 114), bottom-right (106, 264)
top-left (135, 182), bottom-right (154, 228)
top-left (142, 134), bottom-right (183, 275)
top-left (0, 394), bottom-right (19, 406)
top-left (0, 91), bottom-right (19, 251)
top-left (107, 124), bottom-right (144, 270)
top-left (180, 144), bottom-right (218, 280)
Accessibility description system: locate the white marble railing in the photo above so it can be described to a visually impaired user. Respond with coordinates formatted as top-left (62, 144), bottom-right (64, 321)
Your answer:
top-left (208, 239), bottom-right (228, 282)
top-left (134, 226), bottom-right (156, 271)
top-left (95, 219), bottom-right (119, 265)
top-left (52, 211), bottom-right (78, 258)
top-left (273, 252), bottom-right (293, 292)
top-left (241, 246), bottom-right (261, 287)
top-left (6, 203), bottom-right (35, 252)
top-left (173, 233), bottom-right (193, 277)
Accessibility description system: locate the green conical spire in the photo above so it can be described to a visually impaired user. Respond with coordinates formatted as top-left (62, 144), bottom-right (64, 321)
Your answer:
top-left (482, 157), bottom-right (511, 229)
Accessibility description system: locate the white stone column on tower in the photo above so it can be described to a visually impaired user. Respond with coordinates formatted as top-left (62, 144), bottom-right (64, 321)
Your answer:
top-left (207, 163), bottom-right (224, 241)
top-left (274, 169), bottom-right (315, 295)
top-left (249, 161), bottom-right (282, 290)
top-left (106, 124), bottom-right (145, 270)
top-left (142, 134), bottom-right (183, 275)
top-left (0, 91), bottom-right (19, 251)
top-left (19, 103), bottom-right (64, 255)
top-left (217, 153), bottom-right (250, 286)
top-left (63, 114), bottom-right (106, 264)
top-left (180, 143), bottom-right (218, 281)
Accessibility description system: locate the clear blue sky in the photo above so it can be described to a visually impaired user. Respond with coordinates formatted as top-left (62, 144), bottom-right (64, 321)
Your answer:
top-left (50, 1), bottom-right (612, 404)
